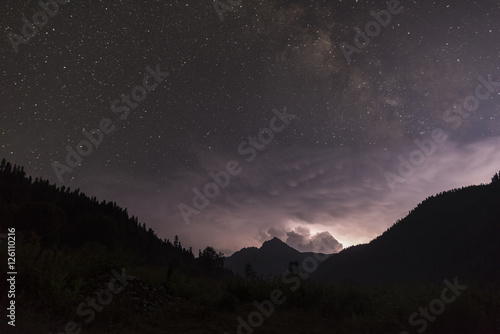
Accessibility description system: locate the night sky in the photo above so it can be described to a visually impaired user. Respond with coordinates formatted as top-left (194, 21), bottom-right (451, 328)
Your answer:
top-left (1, 0), bottom-right (500, 255)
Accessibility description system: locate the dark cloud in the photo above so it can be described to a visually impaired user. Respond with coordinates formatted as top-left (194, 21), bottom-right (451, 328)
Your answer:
top-left (80, 136), bottom-right (500, 254)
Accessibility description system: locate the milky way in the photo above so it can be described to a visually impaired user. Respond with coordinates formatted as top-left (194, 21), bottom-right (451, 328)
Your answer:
top-left (1, 0), bottom-right (499, 254)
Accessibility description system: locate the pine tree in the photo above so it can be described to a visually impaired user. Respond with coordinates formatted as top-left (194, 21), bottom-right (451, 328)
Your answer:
top-left (492, 172), bottom-right (500, 184)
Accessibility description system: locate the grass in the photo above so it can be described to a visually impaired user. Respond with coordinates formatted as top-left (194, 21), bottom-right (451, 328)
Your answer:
top-left (4, 233), bottom-right (500, 334)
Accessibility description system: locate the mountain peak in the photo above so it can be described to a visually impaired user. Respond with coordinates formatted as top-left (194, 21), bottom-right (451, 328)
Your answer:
top-left (264, 236), bottom-right (282, 243)
top-left (261, 237), bottom-right (287, 249)
top-left (226, 236), bottom-right (310, 277)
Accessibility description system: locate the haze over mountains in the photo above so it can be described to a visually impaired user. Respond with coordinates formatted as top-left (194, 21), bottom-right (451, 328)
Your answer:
top-left (312, 179), bottom-right (500, 284)
top-left (227, 174), bottom-right (500, 285)
top-left (3, 158), bottom-right (500, 287)
top-left (224, 237), bottom-right (331, 277)
top-left (2, 160), bottom-right (500, 332)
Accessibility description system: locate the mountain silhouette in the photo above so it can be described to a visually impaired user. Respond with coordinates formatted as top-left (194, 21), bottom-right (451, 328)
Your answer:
top-left (225, 237), bottom-right (330, 278)
top-left (1, 159), bottom-right (499, 333)
top-left (313, 181), bottom-right (500, 284)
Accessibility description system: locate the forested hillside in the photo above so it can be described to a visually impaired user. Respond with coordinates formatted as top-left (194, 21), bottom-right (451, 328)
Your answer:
top-left (313, 175), bottom-right (500, 284)
top-left (0, 158), bottom-right (195, 266)
top-left (1, 159), bottom-right (499, 334)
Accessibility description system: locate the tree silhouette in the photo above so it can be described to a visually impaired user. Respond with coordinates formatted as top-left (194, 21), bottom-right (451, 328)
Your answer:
top-left (492, 171), bottom-right (500, 184)
top-left (198, 246), bottom-right (225, 273)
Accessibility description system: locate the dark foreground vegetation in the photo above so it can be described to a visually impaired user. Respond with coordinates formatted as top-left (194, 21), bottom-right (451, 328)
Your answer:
top-left (1, 159), bottom-right (499, 333)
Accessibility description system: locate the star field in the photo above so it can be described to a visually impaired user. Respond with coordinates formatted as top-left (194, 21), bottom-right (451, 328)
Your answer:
top-left (1, 0), bottom-right (500, 253)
